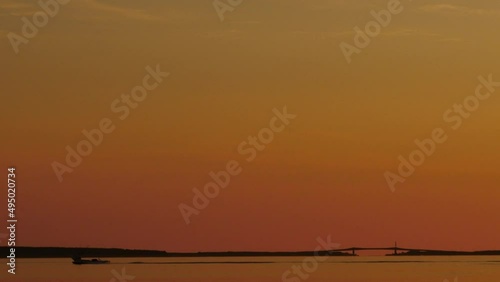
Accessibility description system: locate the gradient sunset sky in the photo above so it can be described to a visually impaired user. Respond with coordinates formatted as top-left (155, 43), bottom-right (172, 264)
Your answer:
top-left (1, 0), bottom-right (500, 253)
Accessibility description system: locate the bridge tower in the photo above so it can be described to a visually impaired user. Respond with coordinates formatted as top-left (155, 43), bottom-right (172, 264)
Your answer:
top-left (394, 241), bottom-right (397, 255)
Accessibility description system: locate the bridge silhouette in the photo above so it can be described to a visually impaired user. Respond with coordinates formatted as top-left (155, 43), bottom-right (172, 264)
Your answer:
top-left (330, 243), bottom-right (436, 255)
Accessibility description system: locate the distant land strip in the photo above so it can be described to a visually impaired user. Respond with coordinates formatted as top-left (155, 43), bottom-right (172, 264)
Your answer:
top-left (1, 247), bottom-right (500, 258)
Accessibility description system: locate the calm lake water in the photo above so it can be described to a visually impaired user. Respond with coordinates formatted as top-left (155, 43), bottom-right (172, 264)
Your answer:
top-left (1, 256), bottom-right (499, 281)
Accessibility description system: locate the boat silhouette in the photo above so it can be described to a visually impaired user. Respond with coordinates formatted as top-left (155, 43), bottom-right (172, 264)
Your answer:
top-left (72, 256), bottom-right (110, 265)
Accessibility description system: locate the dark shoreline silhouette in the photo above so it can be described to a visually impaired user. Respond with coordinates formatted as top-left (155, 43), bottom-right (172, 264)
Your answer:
top-left (2, 246), bottom-right (500, 258)
top-left (389, 250), bottom-right (500, 256)
top-left (0, 247), bottom-right (353, 258)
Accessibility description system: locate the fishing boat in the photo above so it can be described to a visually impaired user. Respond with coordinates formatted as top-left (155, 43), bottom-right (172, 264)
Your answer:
top-left (72, 256), bottom-right (110, 265)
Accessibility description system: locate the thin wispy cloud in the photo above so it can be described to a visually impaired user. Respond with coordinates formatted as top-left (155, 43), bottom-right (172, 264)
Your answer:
top-left (382, 28), bottom-right (440, 38)
top-left (232, 20), bottom-right (261, 25)
top-left (382, 28), bottom-right (464, 43)
top-left (323, 27), bottom-right (464, 44)
top-left (308, 0), bottom-right (377, 12)
top-left (436, 37), bottom-right (464, 43)
top-left (419, 4), bottom-right (500, 16)
top-left (0, 0), bottom-right (37, 16)
top-left (81, 0), bottom-right (162, 21)
top-left (328, 27), bottom-right (458, 41)
top-left (290, 30), bottom-right (355, 41)
top-left (72, 0), bottom-right (204, 23)
top-left (200, 29), bottom-right (245, 40)
top-left (0, 1), bottom-right (33, 10)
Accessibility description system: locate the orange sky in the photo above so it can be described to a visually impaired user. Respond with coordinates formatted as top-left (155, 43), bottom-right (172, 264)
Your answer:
top-left (1, 0), bottom-right (500, 252)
